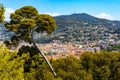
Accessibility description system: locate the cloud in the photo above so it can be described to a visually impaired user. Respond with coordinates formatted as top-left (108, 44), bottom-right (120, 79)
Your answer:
top-left (43, 12), bottom-right (61, 16)
top-left (95, 13), bottom-right (114, 20)
top-left (5, 8), bottom-right (14, 21)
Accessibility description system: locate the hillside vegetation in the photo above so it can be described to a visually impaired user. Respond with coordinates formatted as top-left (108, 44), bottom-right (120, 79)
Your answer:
top-left (34, 13), bottom-right (120, 44)
top-left (0, 44), bottom-right (120, 80)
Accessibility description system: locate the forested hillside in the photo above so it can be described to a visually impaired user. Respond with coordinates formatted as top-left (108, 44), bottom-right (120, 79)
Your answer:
top-left (0, 44), bottom-right (120, 80)
top-left (51, 13), bottom-right (120, 43)
top-left (55, 13), bottom-right (120, 28)
top-left (1, 13), bottom-right (120, 43)
top-left (35, 13), bottom-right (120, 44)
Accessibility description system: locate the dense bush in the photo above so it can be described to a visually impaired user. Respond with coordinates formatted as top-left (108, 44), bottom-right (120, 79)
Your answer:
top-left (53, 52), bottom-right (120, 80)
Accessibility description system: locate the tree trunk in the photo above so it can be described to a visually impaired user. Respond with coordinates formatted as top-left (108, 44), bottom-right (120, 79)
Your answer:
top-left (31, 31), bottom-right (56, 76)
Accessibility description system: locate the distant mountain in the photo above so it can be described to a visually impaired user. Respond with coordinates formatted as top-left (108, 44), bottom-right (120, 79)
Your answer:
top-left (28, 13), bottom-right (120, 44)
top-left (46, 13), bottom-right (120, 43)
top-left (54, 13), bottom-right (120, 28)
top-left (0, 13), bottom-right (120, 43)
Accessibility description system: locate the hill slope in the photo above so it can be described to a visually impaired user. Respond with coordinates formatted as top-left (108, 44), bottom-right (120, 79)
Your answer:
top-left (50, 13), bottom-right (120, 43)
top-left (54, 13), bottom-right (120, 28)
top-left (0, 13), bottom-right (120, 43)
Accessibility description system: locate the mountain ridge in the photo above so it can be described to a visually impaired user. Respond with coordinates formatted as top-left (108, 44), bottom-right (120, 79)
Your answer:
top-left (54, 13), bottom-right (120, 28)
top-left (48, 13), bottom-right (120, 43)
top-left (0, 13), bottom-right (120, 43)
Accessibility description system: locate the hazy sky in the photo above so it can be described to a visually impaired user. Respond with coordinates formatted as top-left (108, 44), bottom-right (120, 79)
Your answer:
top-left (1, 0), bottom-right (120, 20)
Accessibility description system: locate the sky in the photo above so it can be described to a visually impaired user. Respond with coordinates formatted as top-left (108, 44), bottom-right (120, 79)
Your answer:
top-left (0, 0), bottom-right (120, 21)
